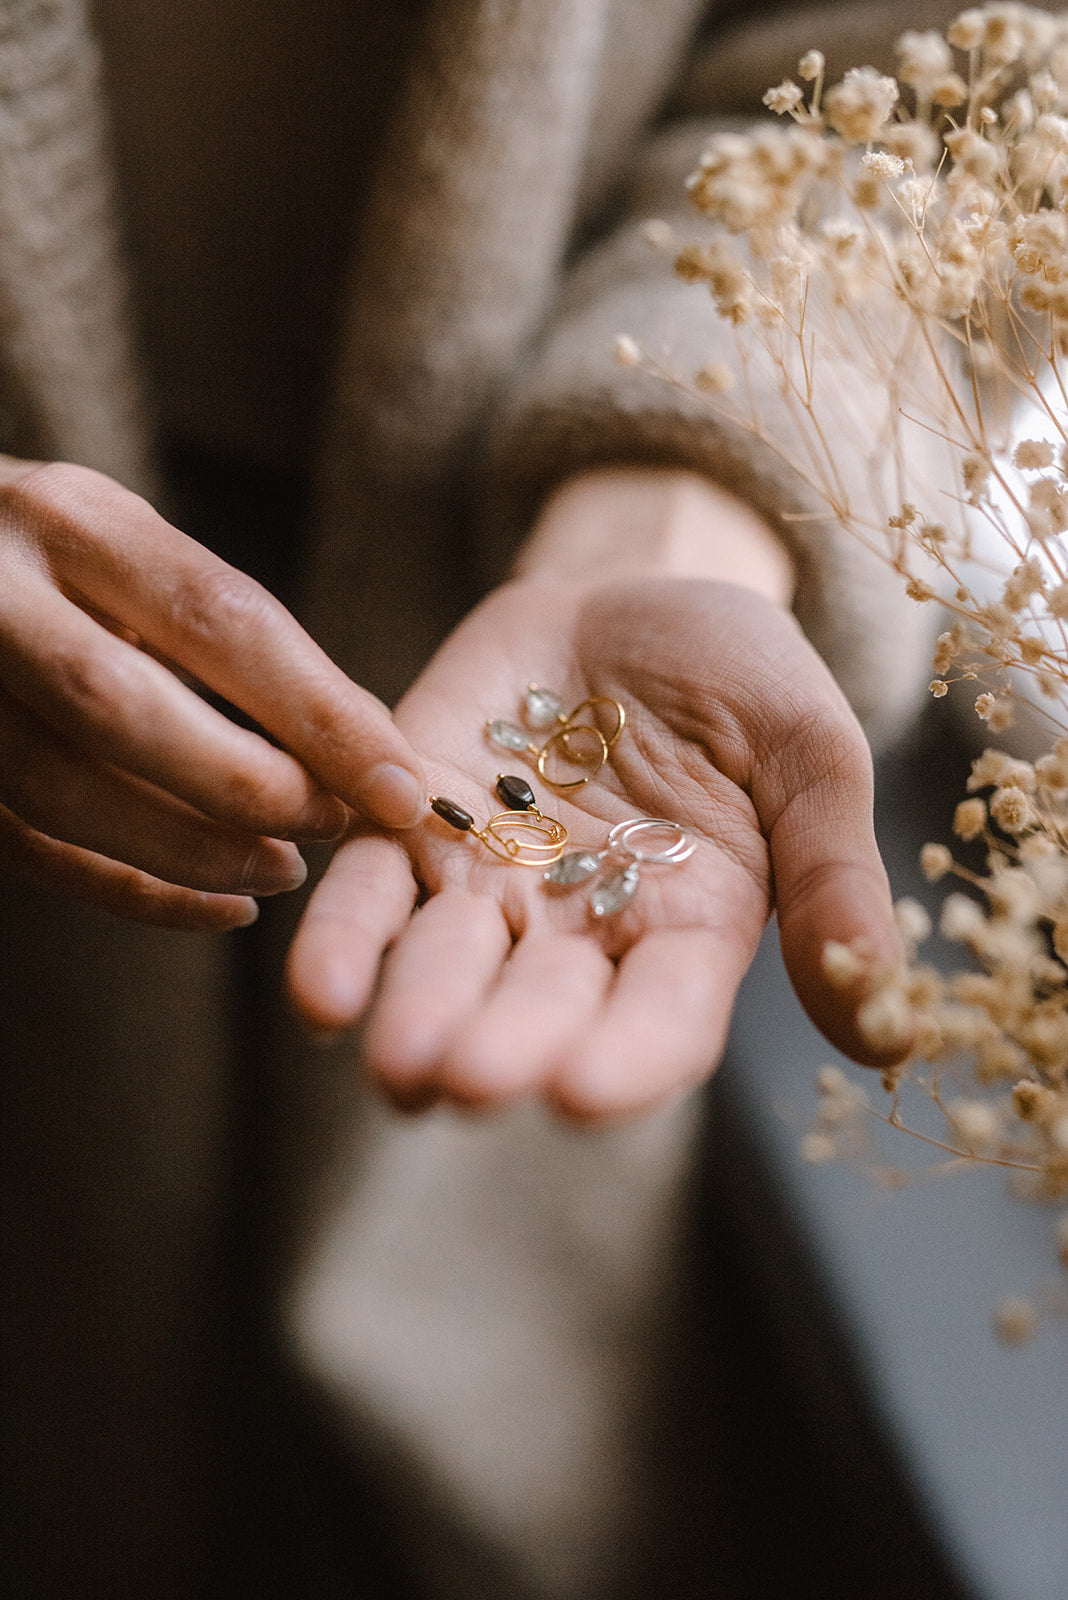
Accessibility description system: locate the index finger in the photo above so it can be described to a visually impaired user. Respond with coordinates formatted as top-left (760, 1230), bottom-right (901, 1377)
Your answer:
top-left (7, 462), bottom-right (427, 828)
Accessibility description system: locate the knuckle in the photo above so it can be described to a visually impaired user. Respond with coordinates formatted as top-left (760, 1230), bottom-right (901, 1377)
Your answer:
top-left (0, 461), bottom-right (101, 551)
top-left (168, 564), bottom-right (280, 648)
top-left (51, 642), bottom-right (138, 725)
top-left (217, 755), bottom-right (297, 829)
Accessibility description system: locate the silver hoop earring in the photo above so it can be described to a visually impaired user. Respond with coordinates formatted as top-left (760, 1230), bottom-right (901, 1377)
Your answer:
top-left (544, 816), bottom-right (694, 915)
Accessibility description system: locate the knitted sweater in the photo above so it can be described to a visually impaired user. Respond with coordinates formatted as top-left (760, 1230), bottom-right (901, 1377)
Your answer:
top-left (0, 4), bottom-right (963, 1598)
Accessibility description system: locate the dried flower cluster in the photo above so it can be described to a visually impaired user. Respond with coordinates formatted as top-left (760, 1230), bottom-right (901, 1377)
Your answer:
top-left (636, 3), bottom-right (1068, 1337)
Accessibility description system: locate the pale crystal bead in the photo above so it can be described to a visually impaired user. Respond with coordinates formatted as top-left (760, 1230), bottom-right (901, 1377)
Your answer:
top-left (590, 863), bottom-right (640, 917)
top-left (487, 719), bottom-right (529, 752)
top-left (525, 685), bottom-right (563, 727)
top-left (544, 850), bottom-right (602, 886)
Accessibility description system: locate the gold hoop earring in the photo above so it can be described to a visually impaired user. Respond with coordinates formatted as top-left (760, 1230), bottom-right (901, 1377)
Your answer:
top-left (486, 684), bottom-right (626, 791)
top-left (429, 774), bottom-right (567, 866)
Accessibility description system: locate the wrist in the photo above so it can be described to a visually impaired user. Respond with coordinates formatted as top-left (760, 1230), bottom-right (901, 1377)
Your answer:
top-left (513, 466), bottom-right (796, 607)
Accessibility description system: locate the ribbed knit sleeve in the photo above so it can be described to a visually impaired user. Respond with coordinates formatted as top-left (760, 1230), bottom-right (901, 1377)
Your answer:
top-left (485, 0), bottom-right (966, 748)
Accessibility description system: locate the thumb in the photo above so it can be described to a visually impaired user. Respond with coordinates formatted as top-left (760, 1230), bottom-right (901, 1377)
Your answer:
top-left (756, 712), bottom-right (910, 1068)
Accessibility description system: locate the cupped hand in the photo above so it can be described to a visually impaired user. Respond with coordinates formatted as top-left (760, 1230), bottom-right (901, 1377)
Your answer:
top-left (0, 457), bottom-right (426, 928)
top-left (288, 574), bottom-right (906, 1119)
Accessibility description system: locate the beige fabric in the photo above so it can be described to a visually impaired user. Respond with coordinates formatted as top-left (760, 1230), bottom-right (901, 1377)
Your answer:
top-left (0, 2), bottom-right (963, 1596)
top-left (0, 0), bottom-right (149, 486)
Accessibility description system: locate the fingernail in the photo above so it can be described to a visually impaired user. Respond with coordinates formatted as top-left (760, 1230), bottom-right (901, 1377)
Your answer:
top-left (233, 898), bottom-right (260, 927)
top-left (359, 763), bottom-right (426, 829)
top-left (296, 793), bottom-right (348, 840)
top-left (247, 847), bottom-right (308, 894)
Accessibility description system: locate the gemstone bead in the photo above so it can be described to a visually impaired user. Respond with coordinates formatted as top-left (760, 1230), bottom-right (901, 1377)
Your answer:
top-left (487, 719), bottom-right (529, 753)
top-left (590, 863), bottom-right (640, 917)
top-left (525, 684), bottom-right (563, 727)
top-left (544, 850), bottom-right (602, 886)
top-left (495, 773), bottom-right (536, 811)
top-left (430, 795), bottom-right (474, 831)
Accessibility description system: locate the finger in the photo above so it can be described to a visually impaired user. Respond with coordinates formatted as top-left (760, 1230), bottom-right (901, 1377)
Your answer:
top-left (1, 462), bottom-right (426, 827)
top-left (286, 831), bottom-right (419, 1033)
top-left (549, 928), bottom-right (745, 1121)
top-left (437, 933), bottom-right (614, 1107)
top-left (760, 725), bottom-right (907, 1067)
top-left (0, 803), bottom-right (259, 929)
top-left (0, 575), bottom-right (347, 839)
top-left (0, 692), bottom-right (307, 895)
top-left (361, 890), bottom-right (513, 1106)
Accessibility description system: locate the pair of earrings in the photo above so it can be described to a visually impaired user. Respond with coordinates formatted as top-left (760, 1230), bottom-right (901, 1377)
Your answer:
top-left (486, 684), bottom-right (625, 790)
top-left (544, 817), bottom-right (695, 917)
top-left (430, 773), bottom-right (567, 865)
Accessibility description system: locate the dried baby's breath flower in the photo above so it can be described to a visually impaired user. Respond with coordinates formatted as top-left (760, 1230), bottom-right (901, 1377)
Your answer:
top-left (821, 939), bottom-right (868, 986)
top-left (921, 842), bottom-right (954, 881)
top-left (897, 29), bottom-right (955, 89)
top-left (946, 10), bottom-right (987, 51)
top-left (823, 67), bottom-right (899, 144)
top-left (801, 1131), bottom-right (837, 1163)
top-left (931, 73), bottom-right (969, 108)
top-left (1027, 475), bottom-right (1068, 540)
top-left (949, 1098), bottom-right (1001, 1150)
top-left (639, 218), bottom-right (674, 250)
top-left (994, 1296), bottom-right (1039, 1345)
top-left (857, 982), bottom-right (914, 1052)
top-left (694, 361), bottom-right (735, 394)
top-left (944, 126), bottom-right (1004, 185)
top-left (929, 678), bottom-right (949, 697)
top-left (1035, 752), bottom-right (1068, 788)
top-left (962, 452), bottom-right (991, 499)
top-left (799, 50), bottom-right (825, 83)
top-left (895, 898), bottom-right (932, 944)
top-left (862, 150), bottom-right (905, 179)
top-left (968, 748), bottom-right (1014, 790)
top-left (764, 81), bottom-right (804, 115)
top-left (976, 694), bottom-right (1015, 731)
top-left (954, 797), bottom-right (988, 840)
top-left (940, 892), bottom-right (986, 942)
top-left (613, 334), bottom-right (641, 366)
top-left (1013, 438), bottom-right (1056, 470)
top-left (990, 785), bottom-right (1033, 832)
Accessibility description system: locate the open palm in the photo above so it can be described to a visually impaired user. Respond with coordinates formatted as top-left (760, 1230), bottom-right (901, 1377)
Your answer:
top-left (288, 576), bottom-right (905, 1118)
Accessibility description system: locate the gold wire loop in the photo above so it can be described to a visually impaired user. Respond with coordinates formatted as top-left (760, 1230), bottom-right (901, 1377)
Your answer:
top-left (474, 810), bottom-right (568, 865)
top-left (535, 722), bottom-right (609, 790)
top-left (565, 695), bottom-right (626, 750)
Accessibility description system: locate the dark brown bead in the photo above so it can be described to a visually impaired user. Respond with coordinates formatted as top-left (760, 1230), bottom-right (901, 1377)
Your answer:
top-left (430, 795), bottom-right (474, 831)
top-left (495, 773), bottom-right (536, 811)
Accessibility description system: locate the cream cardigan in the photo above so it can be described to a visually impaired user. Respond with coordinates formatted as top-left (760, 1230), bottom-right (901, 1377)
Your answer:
top-left (0, 3), bottom-right (960, 1597)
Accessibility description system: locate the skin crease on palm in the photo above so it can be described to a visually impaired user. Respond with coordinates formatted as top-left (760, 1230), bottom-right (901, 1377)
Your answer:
top-left (287, 469), bottom-right (910, 1122)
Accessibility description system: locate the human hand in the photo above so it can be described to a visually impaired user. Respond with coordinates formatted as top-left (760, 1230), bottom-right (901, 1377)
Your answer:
top-left (288, 574), bottom-right (906, 1118)
top-left (0, 457), bottom-right (426, 928)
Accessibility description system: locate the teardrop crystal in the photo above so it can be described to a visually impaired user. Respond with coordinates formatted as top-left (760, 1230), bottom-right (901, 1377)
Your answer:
top-left (525, 684), bottom-right (563, 728)
top-left (544, 850), bottom-right (602, 887)
top-left (589, 863), bottom-right (640, 917)
top-left (487, 719), bottom-right (530, 753)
